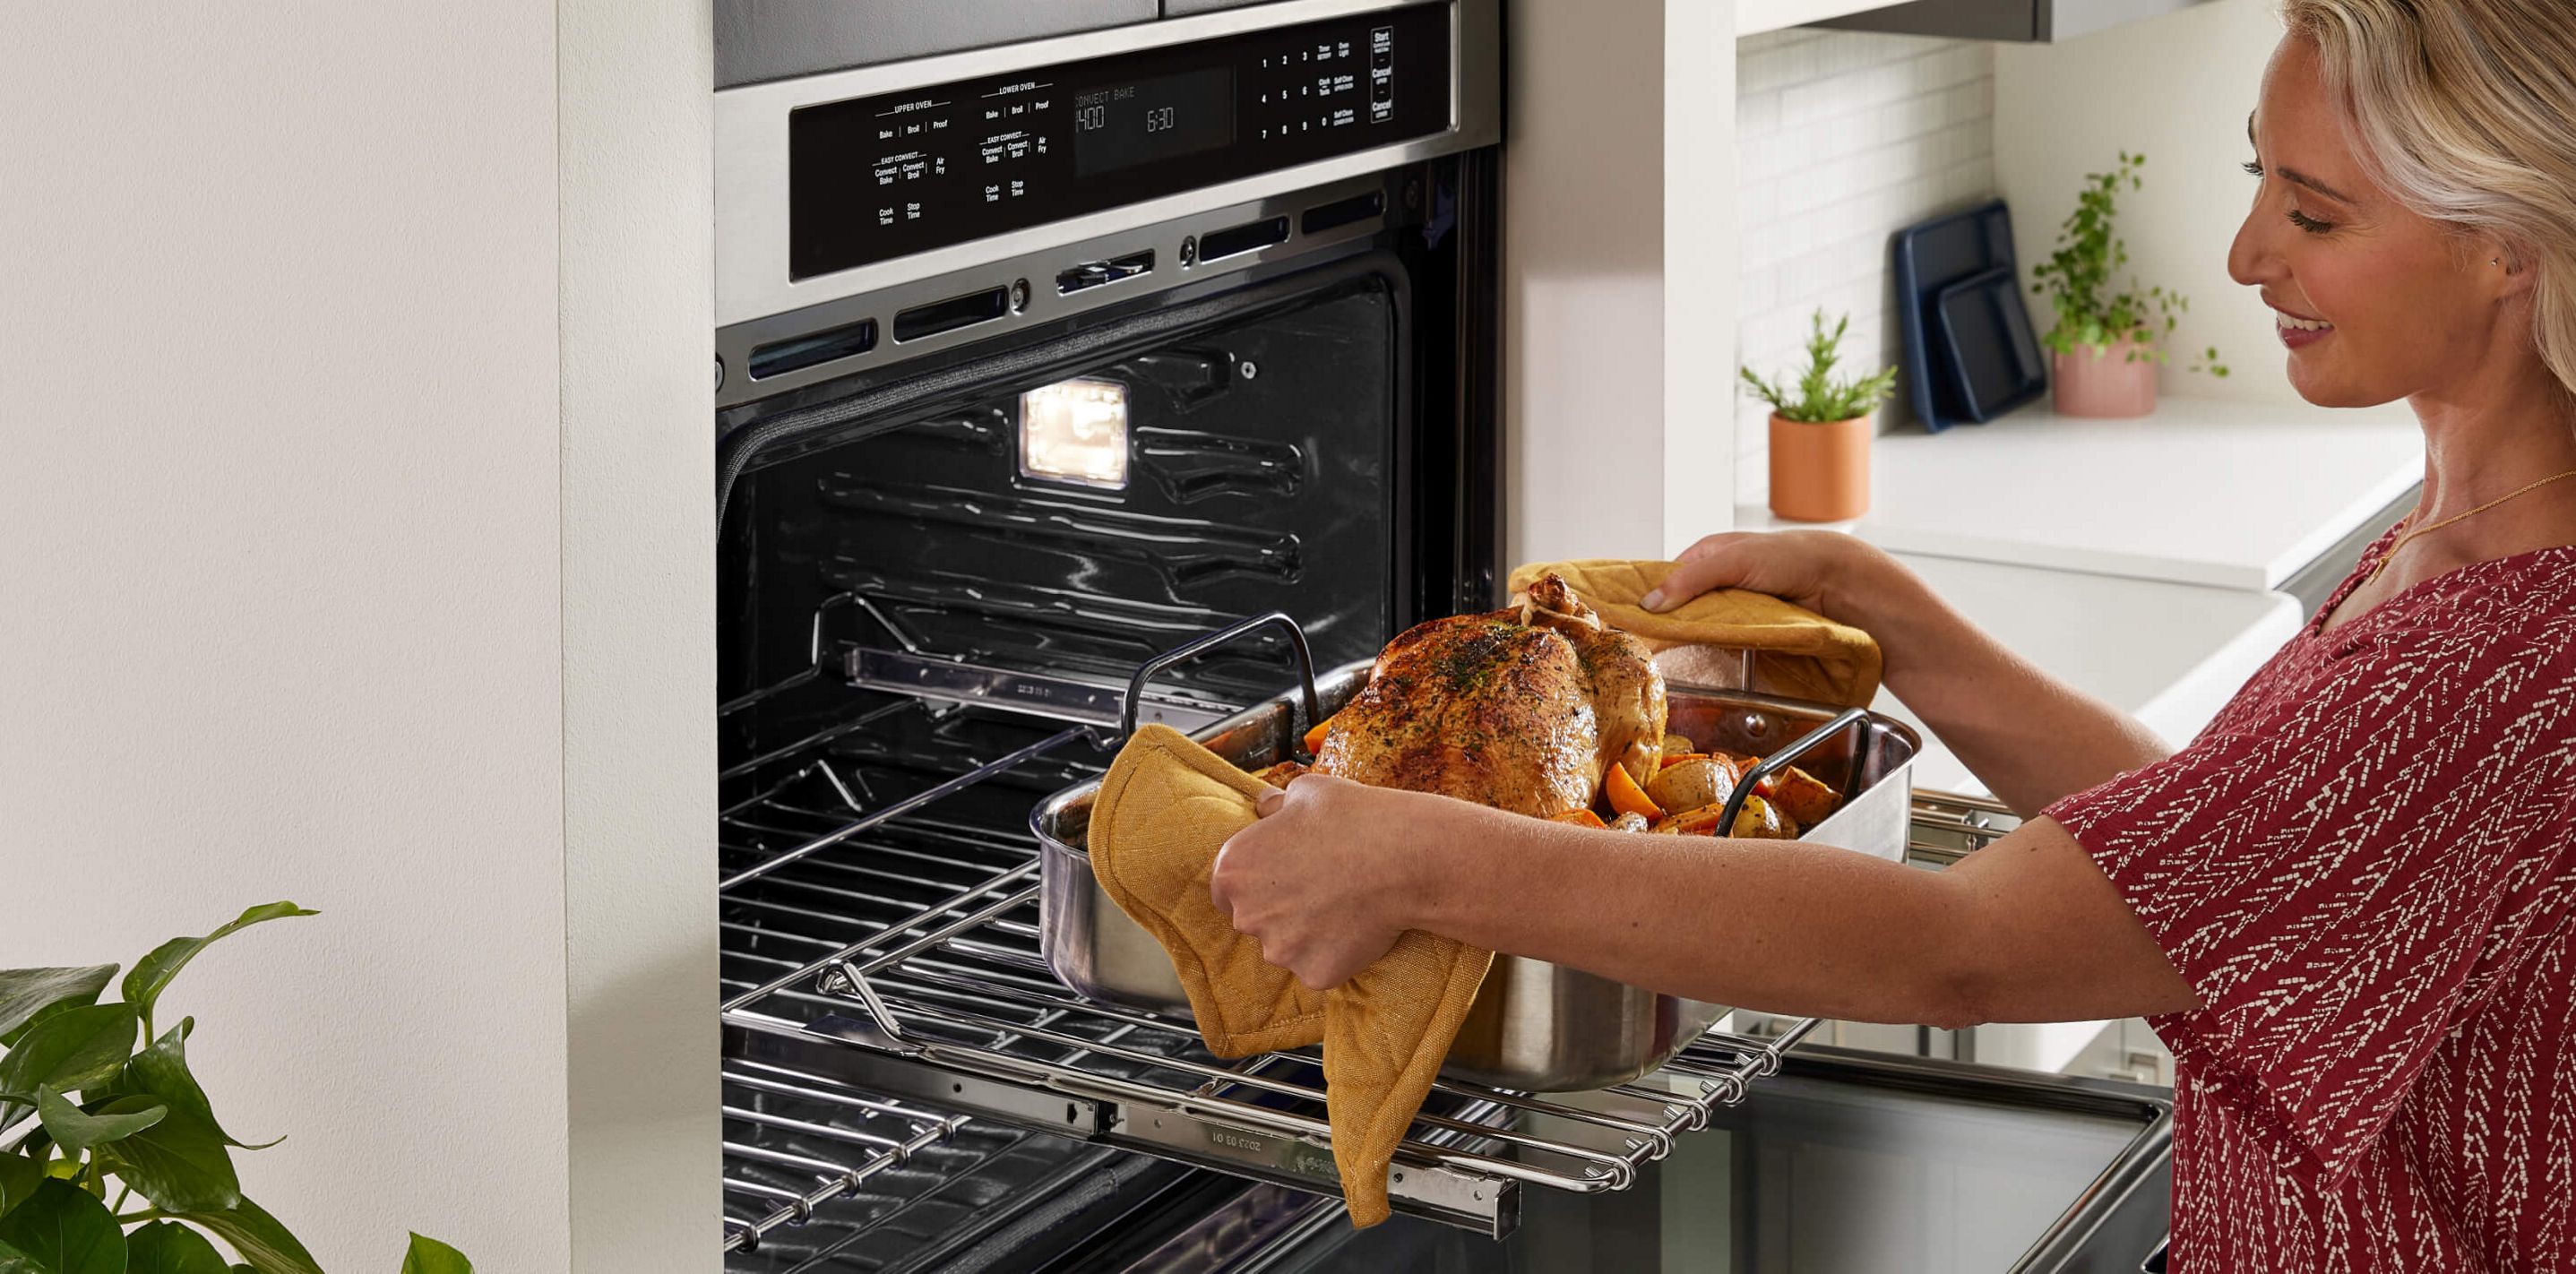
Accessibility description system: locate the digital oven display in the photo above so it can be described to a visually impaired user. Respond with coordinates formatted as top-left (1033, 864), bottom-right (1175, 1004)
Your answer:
top-left (1073, 70), bottom-right (1236, 176)
top-left (786, 5), bottom-right (1450, 280)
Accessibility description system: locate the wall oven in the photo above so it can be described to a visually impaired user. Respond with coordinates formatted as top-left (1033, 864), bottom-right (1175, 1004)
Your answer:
top-left (709, 3), bottom-right (2173, 1268)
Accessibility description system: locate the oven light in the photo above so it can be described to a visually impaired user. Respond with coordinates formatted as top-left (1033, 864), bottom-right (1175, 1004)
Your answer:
top-left (1019, 378), bottom-right (1131, 488)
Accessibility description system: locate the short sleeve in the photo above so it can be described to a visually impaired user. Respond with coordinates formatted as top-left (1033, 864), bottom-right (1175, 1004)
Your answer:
top-left (2046, 618), bottom-right (2576, 1185)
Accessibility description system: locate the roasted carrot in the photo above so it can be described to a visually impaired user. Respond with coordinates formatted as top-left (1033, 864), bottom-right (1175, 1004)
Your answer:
top-left (1551, 808), bottom-right (1609, 829)
top-left (1605, 762), bottom-right (1666, 821)
top-left (1302, 714), bottom-right (1333, 755)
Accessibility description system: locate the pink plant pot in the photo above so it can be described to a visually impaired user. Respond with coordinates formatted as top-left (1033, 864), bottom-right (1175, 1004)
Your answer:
top-left (2052, 338), bottom-right (2158, 418)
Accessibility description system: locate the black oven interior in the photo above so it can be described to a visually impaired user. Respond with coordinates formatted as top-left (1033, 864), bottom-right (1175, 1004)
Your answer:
top-left (720, 262), bottom-right (1419, 717)
top-left (718, 157), bottom-right (1502, 1266)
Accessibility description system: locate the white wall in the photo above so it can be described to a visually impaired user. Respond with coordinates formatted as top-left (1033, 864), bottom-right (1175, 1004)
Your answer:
top-left (560, 0), bottom-right (720, 1269)
top-left (1994, 0), bottom-right (2293, 405)
top-left (1503, 0), bottom-right (1740, 574)
top-left (0, 4), bottom-right (569, 1268)
top-left (1734, 29), bottom-right (1997, 505)
top-left (0, 2), bottom-right (714, 1270)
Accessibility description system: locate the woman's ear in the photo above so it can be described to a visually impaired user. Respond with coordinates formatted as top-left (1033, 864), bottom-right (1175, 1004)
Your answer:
top-left (2477, 236), bottom-right (2538, 301)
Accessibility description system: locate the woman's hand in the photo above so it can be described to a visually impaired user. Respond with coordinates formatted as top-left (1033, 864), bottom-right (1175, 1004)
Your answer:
top-left (1640, 529), bottom-right (1904, 624)
top-left (1210, 773), bottom-right (1487, 990)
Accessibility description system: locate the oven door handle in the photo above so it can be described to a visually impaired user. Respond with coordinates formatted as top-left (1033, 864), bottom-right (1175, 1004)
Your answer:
top-left (1118, 611), bottom-right (1321, 745)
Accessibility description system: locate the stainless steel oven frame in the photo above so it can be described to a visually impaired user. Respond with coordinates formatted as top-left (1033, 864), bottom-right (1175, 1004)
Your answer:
top-left (714, 0), bottom-right (1501, 333)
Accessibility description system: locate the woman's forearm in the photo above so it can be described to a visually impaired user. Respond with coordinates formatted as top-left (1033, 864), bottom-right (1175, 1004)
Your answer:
top-left (1217, 772), bottom-right (2196, 1024)
top-left (1401, 810), bottom-right (1990, 1026)
top-left (1835, 558), bottom-right (2172, 814)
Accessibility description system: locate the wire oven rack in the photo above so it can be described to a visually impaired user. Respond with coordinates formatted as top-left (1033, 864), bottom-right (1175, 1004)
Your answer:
top-left (717, 600), bottom-right (2014, 1245)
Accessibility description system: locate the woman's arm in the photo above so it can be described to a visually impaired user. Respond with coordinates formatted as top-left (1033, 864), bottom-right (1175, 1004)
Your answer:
top-left (1648, 532), bottom-right (2172, 814)
top-left (1210, 774), bottom-right (2198, 1023)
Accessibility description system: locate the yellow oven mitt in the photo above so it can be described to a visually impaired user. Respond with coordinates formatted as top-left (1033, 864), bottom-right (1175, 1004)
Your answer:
top-left (1508, 559), bottom-right (1884, 708)
top-left (1086, 724), bottom-right (1495, 1228)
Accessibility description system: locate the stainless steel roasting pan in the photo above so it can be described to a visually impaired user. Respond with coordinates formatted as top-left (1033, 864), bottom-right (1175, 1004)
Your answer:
top-left (1033, 649), bottom-right (1919, 1092)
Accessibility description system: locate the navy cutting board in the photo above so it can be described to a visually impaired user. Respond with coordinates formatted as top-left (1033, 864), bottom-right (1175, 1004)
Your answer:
top-left (1934, 266), bottom-right (2048, 424)
top-left (1892, 200), bottom-right (2045, 431)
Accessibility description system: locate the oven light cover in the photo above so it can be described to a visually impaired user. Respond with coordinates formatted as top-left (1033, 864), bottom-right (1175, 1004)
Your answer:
top-left (1020, 378), bottom-right (1132, 489)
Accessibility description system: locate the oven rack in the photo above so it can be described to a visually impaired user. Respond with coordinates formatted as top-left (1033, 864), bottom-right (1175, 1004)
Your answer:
top-left (719, 778), bottom-right (2016, 1252)
top-left (720, 1061), bottom-right (965, 1255)
top-left (717, 607), bottom-right (2011, 1242)
top-left (720, 773), bottom-right (1820, 1237)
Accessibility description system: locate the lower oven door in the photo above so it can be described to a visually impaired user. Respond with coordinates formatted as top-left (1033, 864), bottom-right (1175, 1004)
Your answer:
top-left (1163, 1048), bottom-right (2173, 1274)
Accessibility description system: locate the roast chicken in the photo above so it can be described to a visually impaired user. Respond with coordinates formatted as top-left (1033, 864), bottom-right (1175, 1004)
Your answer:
top-left (1309, 573), bottom-right (1667, 817)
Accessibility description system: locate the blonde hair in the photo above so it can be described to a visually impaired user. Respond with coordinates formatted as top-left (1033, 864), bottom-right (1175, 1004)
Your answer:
top-left (2279, 0), bottom-right (2576, 400)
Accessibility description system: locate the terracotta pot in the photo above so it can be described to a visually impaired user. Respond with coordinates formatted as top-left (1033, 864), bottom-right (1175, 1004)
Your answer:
top-left (1768, 411), bottom-right (1872, 522)
top-left (2052, 337), bottom-right (2158, 417)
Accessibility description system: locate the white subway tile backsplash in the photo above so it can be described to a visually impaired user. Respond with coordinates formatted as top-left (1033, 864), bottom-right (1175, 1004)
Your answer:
top-left (1734, 28), bottom-right (1999, 508)
top-left (1737, 90), bottom-right (1781, 134)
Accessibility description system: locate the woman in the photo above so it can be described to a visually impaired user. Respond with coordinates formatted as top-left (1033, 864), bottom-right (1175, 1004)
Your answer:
top-left (1210, 2), bottom-right (2576, 1268)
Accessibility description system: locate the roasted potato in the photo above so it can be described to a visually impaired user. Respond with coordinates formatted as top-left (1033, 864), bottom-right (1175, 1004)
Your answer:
top-left (1660, 732), bottom-right (1698, 759)
top-left (1654, 791), bottom-right (1797, 839)
top-left (1754, 764), bottom-right (1839, 827)
top-left (1646, 754), bottom-right (1743, 815)
top-left (1608, 812), bottom-right (1652, 833)
top-left (1730, 793), bottom-right (1797, 839)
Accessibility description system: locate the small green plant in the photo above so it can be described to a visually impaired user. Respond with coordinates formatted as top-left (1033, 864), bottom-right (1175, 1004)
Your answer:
top-left (2031, 151), bottom-right (2227, 376)
top-left (1740, 310), bottom-right (1900, 424)
top-left (0, 903), bottom-right (473, 1274)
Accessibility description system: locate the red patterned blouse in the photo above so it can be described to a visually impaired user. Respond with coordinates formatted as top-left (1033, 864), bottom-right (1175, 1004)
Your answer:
top-left (2046, 530), bottom-right (2576, 1272)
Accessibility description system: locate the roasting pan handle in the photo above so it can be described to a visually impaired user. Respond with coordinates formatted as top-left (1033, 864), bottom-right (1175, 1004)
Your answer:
top-left (1120, 611), bottom-right (1321, 745)
top-left (1715, 707), bottom-right (1874, 833)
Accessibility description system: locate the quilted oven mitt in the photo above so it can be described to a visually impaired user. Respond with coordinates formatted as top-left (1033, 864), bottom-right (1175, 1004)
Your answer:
top-left (1508, 558), bottom-right (1884, 709)
top-left (1086, 724), bottom-right (1495, 1228)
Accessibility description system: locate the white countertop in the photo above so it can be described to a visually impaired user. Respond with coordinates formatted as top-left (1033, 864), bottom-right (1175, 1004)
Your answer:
top-left (1740, 396), bottom-right (2424, 590)
top-left (1870, 552), bottom-right (2304, 799)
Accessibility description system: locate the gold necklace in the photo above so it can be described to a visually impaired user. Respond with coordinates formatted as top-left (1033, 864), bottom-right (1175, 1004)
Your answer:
top-left (2365, 467), bottom-right (2576, 583)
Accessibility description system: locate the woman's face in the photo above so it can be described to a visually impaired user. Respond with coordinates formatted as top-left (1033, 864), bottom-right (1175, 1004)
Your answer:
top-left (2229, 37), bottom-right (2514, 408)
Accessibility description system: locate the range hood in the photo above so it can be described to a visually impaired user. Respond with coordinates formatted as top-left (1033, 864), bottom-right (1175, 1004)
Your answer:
top-left (1814, 0), bottom-right (2210, 42)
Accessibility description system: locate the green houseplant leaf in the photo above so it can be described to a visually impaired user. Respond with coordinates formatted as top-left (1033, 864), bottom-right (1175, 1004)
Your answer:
top-left (2029, 151), bottom-right (2220, 376)
top-left (0, 1179), bottom-right (125, 1274)
top-left (177, 1196), bottom-right (323, 1274)
top-left (401, 1233), bottom-right (474, 1274)
top-left (99, 1105), bottom-right (241, 1214)
top-left (34, 1087), bottom-right (165, 1155)
top-left (0, 1155), bottom-right (41, 1220)
top-left (117, 1020), bottom-right (280, 1151)
top-left (1739, 309), bottom-right (1898, 425)
top-left (0, 1238), bottom-right (40, 1274)
top-left (0, 1003), bottom-right (140, 1130)
top-left (123, 904), bottom-right (318, 1032)
top-left (128, 1220), bottom-right (236, 1274)
top-left (0, 967), bottom-right (117, 1045)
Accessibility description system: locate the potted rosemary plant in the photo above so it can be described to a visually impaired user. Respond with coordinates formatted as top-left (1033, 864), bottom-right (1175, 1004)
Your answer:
top-left (2030, 151), bottom-right (2227, 417)
top-left (0, 903), bottom-right (472, 1273)
top-left (1742, 309), bottom-right (1899, 522)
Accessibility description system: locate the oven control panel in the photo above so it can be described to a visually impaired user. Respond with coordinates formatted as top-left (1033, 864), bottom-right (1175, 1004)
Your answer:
top-left (787, 5), bottom-right (1450, 280)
